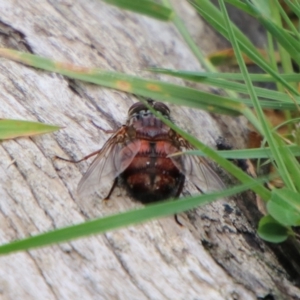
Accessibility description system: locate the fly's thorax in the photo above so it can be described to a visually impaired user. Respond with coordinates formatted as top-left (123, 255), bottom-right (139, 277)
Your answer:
top-left (126, 103), bottom-right (172, 140)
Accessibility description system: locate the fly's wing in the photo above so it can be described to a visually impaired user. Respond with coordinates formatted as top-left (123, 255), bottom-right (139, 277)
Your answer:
top-left (77, 128), bottom-right (140, 198)
top-left (166, 136), bottom-right (225, 193)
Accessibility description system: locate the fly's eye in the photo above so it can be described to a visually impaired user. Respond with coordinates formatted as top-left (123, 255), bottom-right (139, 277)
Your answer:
top-left (132, 113), bottom-right (139, 120)
top-left (128, 103), bottom-right (147, 117)
top-left (128, 101), bottom-right (170, 118)
top-left (153, 102), bottom-right (170, 117)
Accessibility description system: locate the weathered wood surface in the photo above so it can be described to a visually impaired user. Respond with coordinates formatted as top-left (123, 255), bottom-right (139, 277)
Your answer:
top-left (0, 1), bottom-right (299, 299)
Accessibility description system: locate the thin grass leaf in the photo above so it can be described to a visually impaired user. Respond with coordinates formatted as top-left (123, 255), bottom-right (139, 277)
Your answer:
top-left (284, 0), bottom-right (300, 19)
top-left (192, 0), bottom-right (263, 53)
top-left (149, 68), bottom-right (297, 103)
top-left (250, 0), bottom-right (272, 16)
top-left (0, 181), bottom-right (259, 254)
top-left (0, 48), bottom-right (245, 115)
top-left (247, 2), bottom-right (300, 65)
top-left (247, 100), bottom-right (295, 110)
top-left (218, 0), bottom-right (296, 191)
top-left (178, 145), bottom-right (300, 159)
top-left (162, 0), bottom-right (222, 85)
top-left (261, 0), bottom-right (296, 88)
top-left (225, 0), bottom-right (254, 15)
top-left (207, 48), bottom-right (281, 67)
top-left (275, 0), bottom-right (300, 40)
top-left (277, 142), bottom-right (300, 192)
top-left (0, 119), bottom-right (60, 140)
top-left (0, 49), bottom-right (297, 112)
top-left (148, 68), bottom-right (300, 82)
top-left (192, 0), bottom-right (299, 96)
top-left (101, 0), bottom-right (174, 21)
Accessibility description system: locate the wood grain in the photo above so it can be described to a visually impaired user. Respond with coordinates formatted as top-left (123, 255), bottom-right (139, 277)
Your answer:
top-left (0, 1), bottom-right (299, 299)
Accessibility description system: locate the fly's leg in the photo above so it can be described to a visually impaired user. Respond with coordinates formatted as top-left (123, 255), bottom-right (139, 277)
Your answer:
top-left (174, 214), bottom-right (183, 226)
top-left (54, 149), bottom-right (101, 163)
top-left (103, 178), bottom-right (118, 201)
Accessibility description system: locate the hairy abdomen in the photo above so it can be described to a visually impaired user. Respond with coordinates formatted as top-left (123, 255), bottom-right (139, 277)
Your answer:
top-left (120, 140), bottom-right (185, 203)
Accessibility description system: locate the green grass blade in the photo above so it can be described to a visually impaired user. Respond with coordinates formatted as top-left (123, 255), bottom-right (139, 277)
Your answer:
top-left (0, 48), bottom-right (245, 115)
top-left (149, 68), bottom-right (297, 103)
top-left (192, 0), bottom-right (299, 96)
top-left (148, 68), bottom-right (300, 82)
top-left (250, 0), bottom-right (271, 16)
top-left (218, 0), bottom-right (295, 191)
top-left (284, 0), bottom-right (300, 19)
top-left (225, 0), bottom-right (254, 15)
top-left (0, 49), bottom-right (297, 112)
top-left (180, 145), bottom-right (300, 159)
top-left (192, 0), bottom-right (261, 52)
top-left (277, 142), bottom-right (300, 192)
top-left (0, 181), bottom-right (258, 255)
top-left (101, 0), bottom-right (174, 21)
top-left (275, 0), bottom-right (300, 40)
top-left (161, 0), bottom-right (223, 82)
top-left (247, 2), bottom-right (300, 65)
top-left (0, 119), bottom-right (60, 139)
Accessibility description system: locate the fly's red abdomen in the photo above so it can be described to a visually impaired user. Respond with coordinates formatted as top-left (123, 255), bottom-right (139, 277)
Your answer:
top-left (120, 140), bottom-right (185, 203)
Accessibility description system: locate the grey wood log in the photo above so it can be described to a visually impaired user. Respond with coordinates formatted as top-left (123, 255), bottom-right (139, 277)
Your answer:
top-left (0, 1), bottom-right (299, 299)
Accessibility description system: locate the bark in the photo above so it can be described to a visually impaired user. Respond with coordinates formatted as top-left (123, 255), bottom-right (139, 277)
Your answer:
top-left (0, 1), bottom-right (299, 299)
